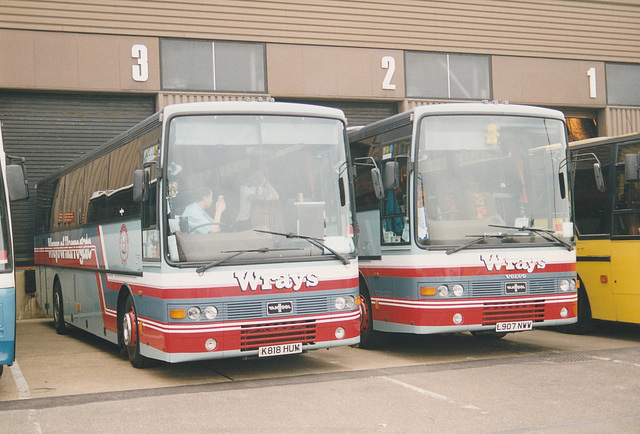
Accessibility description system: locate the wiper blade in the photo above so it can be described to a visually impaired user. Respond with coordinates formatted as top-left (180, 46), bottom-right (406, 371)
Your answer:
top-left (196, 247), bottom-right (298, 275)
top-left (254, 229), bottom-right (350, 265)
top-left (446, 233), bottom-right (508, 255)
top-left (489, 224), bottom-right (573, 251)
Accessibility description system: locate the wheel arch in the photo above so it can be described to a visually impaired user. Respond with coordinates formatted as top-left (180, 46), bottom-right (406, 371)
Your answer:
top-left (576, 273), bottom-right (593, 316)
top-left (116, 284), bottom-right (134, 347)
top-left (358, 271), bottom-right (371, 297)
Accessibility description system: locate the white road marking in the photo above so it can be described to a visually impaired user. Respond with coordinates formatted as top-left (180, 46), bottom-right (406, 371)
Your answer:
top-left (10, 360), bottom-right (31, 399)
top-left (381, 376), bottom-right (481, 411)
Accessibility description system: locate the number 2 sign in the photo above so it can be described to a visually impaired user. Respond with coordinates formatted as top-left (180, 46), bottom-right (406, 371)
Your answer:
top-left (381, 56), bottom-right (397, 90)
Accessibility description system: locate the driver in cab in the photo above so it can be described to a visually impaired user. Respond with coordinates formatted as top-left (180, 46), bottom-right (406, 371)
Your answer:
top-left (182, 187), bottom-right (226, 234)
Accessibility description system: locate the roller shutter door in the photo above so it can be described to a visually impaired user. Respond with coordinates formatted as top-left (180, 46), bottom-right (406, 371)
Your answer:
top-left (277, 99), bottom-right (398, 128)
top-left (0, 91), bottom-right (156, 265)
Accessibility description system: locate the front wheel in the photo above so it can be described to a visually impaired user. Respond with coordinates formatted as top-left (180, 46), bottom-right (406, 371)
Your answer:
top-left (121, 294), bottom-right (153, 368)
top-left (358, 285), bottom-right (384, 349)
top-left (470, 330), bottom-right (507, 339)
top-left (557, 284), bottom-right (594, 334)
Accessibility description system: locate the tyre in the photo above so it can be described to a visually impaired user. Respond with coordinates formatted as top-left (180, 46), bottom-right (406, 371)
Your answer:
top-left (0, 364), bottom-right (4, 377)
top-left (470, 330), bottom-right (507, 339)
top-left (53, 281), bottom-right (67, 334)
top-left (358, 283), bottom-right (383, 349)
top-left (121, 293), bottom-right (153, 368)
top-left (557, 284), bottom-right (594, 335)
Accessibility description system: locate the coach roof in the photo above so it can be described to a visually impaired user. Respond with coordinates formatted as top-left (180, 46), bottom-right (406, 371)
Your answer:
top-left (161, 101), bottom-right (346, 121)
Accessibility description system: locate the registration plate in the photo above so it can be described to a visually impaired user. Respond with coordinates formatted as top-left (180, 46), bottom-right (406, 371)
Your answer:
top-left (258, 342), bottom-right (303, 358)
top-left (495, 320), bottom-right (533, 332)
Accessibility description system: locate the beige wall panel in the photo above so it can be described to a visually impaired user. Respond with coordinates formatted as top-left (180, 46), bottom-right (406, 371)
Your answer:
top-left (268, 44), bottom-right (404, 99)
top-left (34, 32), bottom-right (79, 89)
top-left (303, 46), bottom-right (338, 97)
top-left (492, 56), bottom-right (606, 108)
top-left (1, 1), bottom-right (639, 62)
top-left (0, 29), bottom-right (159, 91)
top-left (0, 30), bottom-right (36, 87)
top-left (77, 34), bottom-right (121, 90)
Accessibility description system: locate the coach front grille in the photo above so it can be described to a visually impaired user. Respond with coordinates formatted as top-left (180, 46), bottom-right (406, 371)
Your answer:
top-left (240, 319), bottom-right (316, 351)
top-left (226, 295), bottom-right (330, 320)
top-left (481, 299), bottom-right (546, 325)
top-left (471, 278), bottom-right (557, 298)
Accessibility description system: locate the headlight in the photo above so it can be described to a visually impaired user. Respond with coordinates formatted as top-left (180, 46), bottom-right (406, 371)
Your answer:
top-left (570, 280), bottom-right (577, 291)
top-left (345, 296), bottom-right (356, 309)
top-left (452, 284), bottom-right (464, 297)
top-left (438, 285), bottom-right (449, 297)
top-left (335, 296), bottom-right (346, 310)
top-left (560, 279), bottom-right (570, 292)
top-left (187, 306), bottom-right (202, 320)
top-left (204, 305), bottom-right (218, 320)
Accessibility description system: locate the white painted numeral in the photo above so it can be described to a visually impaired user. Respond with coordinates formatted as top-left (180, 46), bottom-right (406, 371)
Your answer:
top-left (587, 67), bottom-right (596, 99)
top-left (381, 56), bottom-right (397, 90)
top-left (132, 44), bottom-right (149, 82)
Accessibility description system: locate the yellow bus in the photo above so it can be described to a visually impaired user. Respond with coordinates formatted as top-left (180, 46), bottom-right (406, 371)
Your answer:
top-left (569, 133), bottom-right (640, 331)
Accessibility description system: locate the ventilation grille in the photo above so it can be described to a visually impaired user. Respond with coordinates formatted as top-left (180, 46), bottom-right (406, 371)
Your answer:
top-left (240, 319), bottom-right (316, 351)
top-left (482, 299), bottom-right (546, 325)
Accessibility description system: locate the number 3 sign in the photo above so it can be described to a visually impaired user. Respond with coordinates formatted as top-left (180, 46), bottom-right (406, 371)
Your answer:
top-left (131, 44), bottom-right (149, 82)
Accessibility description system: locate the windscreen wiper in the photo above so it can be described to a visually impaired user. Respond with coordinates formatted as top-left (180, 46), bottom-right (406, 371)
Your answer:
top-left (196, 247), bottom-right (301, 275)
top-left (254, 229), bottom-right (350, 265)
top-left (446, 233), bottom-right (509, 255)
top-left (489, 224), bottom-right (573, 251)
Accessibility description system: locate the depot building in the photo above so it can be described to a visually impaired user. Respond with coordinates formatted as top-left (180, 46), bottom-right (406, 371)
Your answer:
top-left (1, 0), bottom-right (640, 266)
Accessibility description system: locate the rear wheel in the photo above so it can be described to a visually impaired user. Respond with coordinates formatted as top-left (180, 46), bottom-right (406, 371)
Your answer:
top-left (53, 281), bottom-right (67, 334)
top-left (0, 364), bottom-right (4, 377)
top-left (121, 293), bottom-right (152, 368)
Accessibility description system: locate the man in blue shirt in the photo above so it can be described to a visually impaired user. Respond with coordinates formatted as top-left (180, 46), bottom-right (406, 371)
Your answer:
top-left (181, 187), bottom-right (226, 234)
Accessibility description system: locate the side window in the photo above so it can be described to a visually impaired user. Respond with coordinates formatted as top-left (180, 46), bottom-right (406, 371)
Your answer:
top-left (612, 165), bottom-right (640, 236)
top-left (143, 164), bottom-right (158, 229)
top-left (107, 139), bottom-right (142, 220)
top-left (572, 145), bottom-right (611, 236)
top-left (84, 155), bottom-right (110, 224)
top-left (381, 159), bottom-right (409, 244)
top-left (379, 134), bottom-right (411, 245)
top-left (0, 180), bottom-right (10, 272)
top-left (612, 142), bottom-right (640, 236)
top-left (50, 176), bottom-right (65, 231)
top-left (142, 141), bottom-right (160, 261)
top-left (141, 135), bottom-right (161, 230)
top-left (35, 179), bottom-right (58, 234)
top-left (350, 136), bottom-right (381, 212)
top-left (62, 168), bottom-right (84, 228)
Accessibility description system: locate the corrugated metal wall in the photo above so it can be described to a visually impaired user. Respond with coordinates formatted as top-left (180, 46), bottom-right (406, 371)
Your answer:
top-left (606, 107), bottom-right (640, 136)
top-left (1, 0), bottom-right (639, 62)
top-left (278, 99), bottom-right (399, 127)
top-left (157, 92), bottom-right (272, 109)
top-left (0, 91), bottom-right (156, 264)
